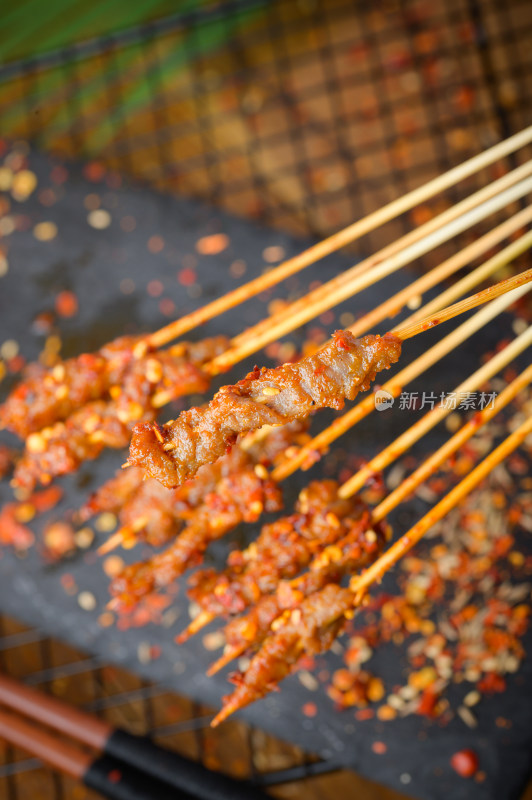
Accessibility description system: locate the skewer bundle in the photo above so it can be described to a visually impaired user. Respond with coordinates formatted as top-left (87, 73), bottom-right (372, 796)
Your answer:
top-left (1, 127), bottom-right (531, 725)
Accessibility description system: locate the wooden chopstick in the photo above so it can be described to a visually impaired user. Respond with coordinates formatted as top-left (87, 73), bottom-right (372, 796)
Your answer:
top-left (0, 704), bottom-right (193, 800)
top-left (0, 672), bottom-right (268, 800)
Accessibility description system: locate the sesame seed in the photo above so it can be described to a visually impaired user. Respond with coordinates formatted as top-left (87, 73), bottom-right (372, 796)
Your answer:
top-left (95, 513), bottom-right (117, 533)
top-left (298, 670), bottom-right (319, 691)
top-left (12, 169), bottom-right (37, 200)
top-left (463, 690), bottom-right (481, 707)
top-left (0, 167), bottom-right (13, 191)
top-left (75, 527), bottom-right (94, 549)
top-left (196, 233), bottom-right (229, 255)
top-left (203, 631), bottom-right (225, 651)
top-left (78, 591), bottom-right (97, 611)
top-left (146, 359), bottom-right (163, 383)
top-left (262, 245), bottom-right (285, 263)
top-left (188, 602), bottom-right (201, 620)
top-left (1, 340), bottom-right (19, 360)
top-left (33, 222), bottom-right (58, 241)
top-left (457, 705), bottom-right (478, 728)
top-left (87, 209), bottom-right (111, 229)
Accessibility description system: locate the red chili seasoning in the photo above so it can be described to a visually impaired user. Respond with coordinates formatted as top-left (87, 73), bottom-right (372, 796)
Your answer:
top-left (302, 701), bottom-right (318, 718)
top-left (355, 708), bottom-right (374, 721)
top-left (417, 688), bottom-right (439, 717)
top-left (83, 162), bottom-right (106, 182)
top-left (450, 749), bottom-right (479, 778)
top-left (55, 290), bottom-right (78, 318)
top-left (178, 268), bottom-right (197, 286)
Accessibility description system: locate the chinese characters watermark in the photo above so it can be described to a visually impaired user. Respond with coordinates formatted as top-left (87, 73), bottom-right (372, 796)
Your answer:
top-left (374, 390), bottom-right (497, 412)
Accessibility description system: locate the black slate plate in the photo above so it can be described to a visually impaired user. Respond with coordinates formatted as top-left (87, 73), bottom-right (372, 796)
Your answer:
top-left (0, 145), bottom-right (531, 800)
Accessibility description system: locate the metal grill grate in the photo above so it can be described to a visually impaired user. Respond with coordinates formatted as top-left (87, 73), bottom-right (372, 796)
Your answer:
top-left (1, 0), bottom-right (531, 245)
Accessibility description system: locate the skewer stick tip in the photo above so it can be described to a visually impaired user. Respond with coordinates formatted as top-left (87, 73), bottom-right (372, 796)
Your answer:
top-left (176, 610), bottom-right (215, 643)
top-left (210, 705), bottom-right (234, 728)
top-left (392, 267), bottom-right (532, 342)
top-left (98, 516), bottom-right (150, 555)
top-left (207, 644), bottom-right (246, 676)
top-left (97, 531), bottom-right (126, 556)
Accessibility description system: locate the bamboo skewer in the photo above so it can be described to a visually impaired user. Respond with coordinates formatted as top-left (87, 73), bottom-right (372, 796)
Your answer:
top-left (346, 209), bottom-right (532, 338)
top-left (183, 609), bottom-right (219, 641)
top-left (145, 127), bottom-right (532, 350)
top-left (149, 205), bottom-right (532, 410)
top-left (349, 412), bottom-right (532, 601)
top-left (97, 515), bottom-right (150, 556)
top-left (395, 232), bottom-right (532, 330)
top-left (371, 364), bottom-right (532, 522)
top-left (338, 326), bottom-right (532, 499)
top-left (392, 266), bottom-right (532, 341)
top-left (149, 215), bottom-right (531, 408)
top-left (208, 166), bottom-right (532, 373)
top-left (272, 276), bottom-right (532, 480)
top-left (206, 644), bottom-right (246, 678)
top-left (150, 272), bottom-right (531, 482)
top-left (186, 336), bottom-right (531, 646)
